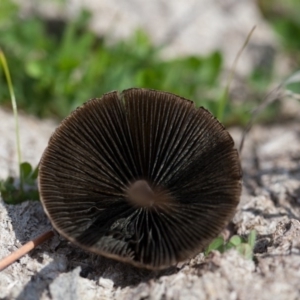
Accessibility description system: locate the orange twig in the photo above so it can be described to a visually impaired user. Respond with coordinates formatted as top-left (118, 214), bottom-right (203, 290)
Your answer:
top-left (0, 230), bottom-right (54, 271)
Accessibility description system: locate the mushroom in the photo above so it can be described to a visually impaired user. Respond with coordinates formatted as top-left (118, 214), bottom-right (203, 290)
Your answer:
top-left (38, 88), bottom-right (242, 269)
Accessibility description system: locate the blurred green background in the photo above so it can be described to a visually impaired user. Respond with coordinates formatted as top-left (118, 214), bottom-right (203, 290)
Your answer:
top-left (0, 0), bottom-right (299, 126)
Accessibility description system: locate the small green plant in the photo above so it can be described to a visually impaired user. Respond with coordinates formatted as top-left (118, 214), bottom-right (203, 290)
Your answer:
top-left (0, 0), bottom-right (261, 126)
top-left (258, 0), bottom-right (300, 60)
top-left (0, 163), bottom-right (39, 204)
top-left (0, 50), bottom-right (39, 204)
top-left (205, 230), bottom-right (257, 260)
top-left (1, 0), bottom-right (203, 116)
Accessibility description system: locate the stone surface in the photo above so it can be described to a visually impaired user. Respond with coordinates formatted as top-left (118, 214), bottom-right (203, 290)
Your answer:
top-left (1, 108), bottom-right (300, 299)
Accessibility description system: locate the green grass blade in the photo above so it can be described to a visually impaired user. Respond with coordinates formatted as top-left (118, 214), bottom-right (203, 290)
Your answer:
top-left (0, 49), bottom-right (23, 190)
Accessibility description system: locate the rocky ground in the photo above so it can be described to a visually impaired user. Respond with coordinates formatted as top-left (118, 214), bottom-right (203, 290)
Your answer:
top-left (1, 107), bottom-right (300, 300)
top-left (1, 0), bottom-right (300, 299)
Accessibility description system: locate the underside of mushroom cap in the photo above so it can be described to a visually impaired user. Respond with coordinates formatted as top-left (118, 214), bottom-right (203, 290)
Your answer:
top-left (38, 88), bottom-right (242, 269)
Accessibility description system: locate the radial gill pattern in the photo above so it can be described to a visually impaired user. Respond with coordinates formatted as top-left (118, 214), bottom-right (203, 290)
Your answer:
top-left (38, 88), bottom-right (242, 269)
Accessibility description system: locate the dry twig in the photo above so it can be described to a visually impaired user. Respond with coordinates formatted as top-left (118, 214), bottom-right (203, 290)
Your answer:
top-left (0, 230), bottom-right (54, 271)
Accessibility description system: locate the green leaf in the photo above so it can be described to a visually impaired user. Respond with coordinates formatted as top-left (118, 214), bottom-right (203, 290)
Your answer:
top-left (20, 162), bottom-right (32, 179)
top-left (205, 237), bottom-right (225, 255)
top-left (31, 166), bottom-right (39, 180)
top-left (229, 235), bottom-right (243, 246)
top-left (223, 235), bottom-right (242, 251)
top-left (247, 230), bottom-right (257, 250)
top-left (236, 243), bottom-right (253, 260)
top-left (25, 61), bottom-right (43, 78)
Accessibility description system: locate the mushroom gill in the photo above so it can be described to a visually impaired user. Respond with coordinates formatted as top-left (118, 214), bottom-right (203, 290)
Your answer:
top-left (38, 88), bottom-right (242, 269)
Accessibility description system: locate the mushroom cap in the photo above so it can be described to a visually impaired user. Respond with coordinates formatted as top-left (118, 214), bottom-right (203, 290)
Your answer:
top-left (39, 88), bottom-right (242, 269)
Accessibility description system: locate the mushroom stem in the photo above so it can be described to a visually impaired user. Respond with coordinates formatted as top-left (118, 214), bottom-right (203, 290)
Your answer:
top-left (127, 180), bottom-right (155, 207)
top-left (0, 230), bottom-right (54, 272)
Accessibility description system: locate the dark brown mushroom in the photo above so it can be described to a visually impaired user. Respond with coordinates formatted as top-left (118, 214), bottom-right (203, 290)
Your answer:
top-left (38, 88), bottom-right (242, 269)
